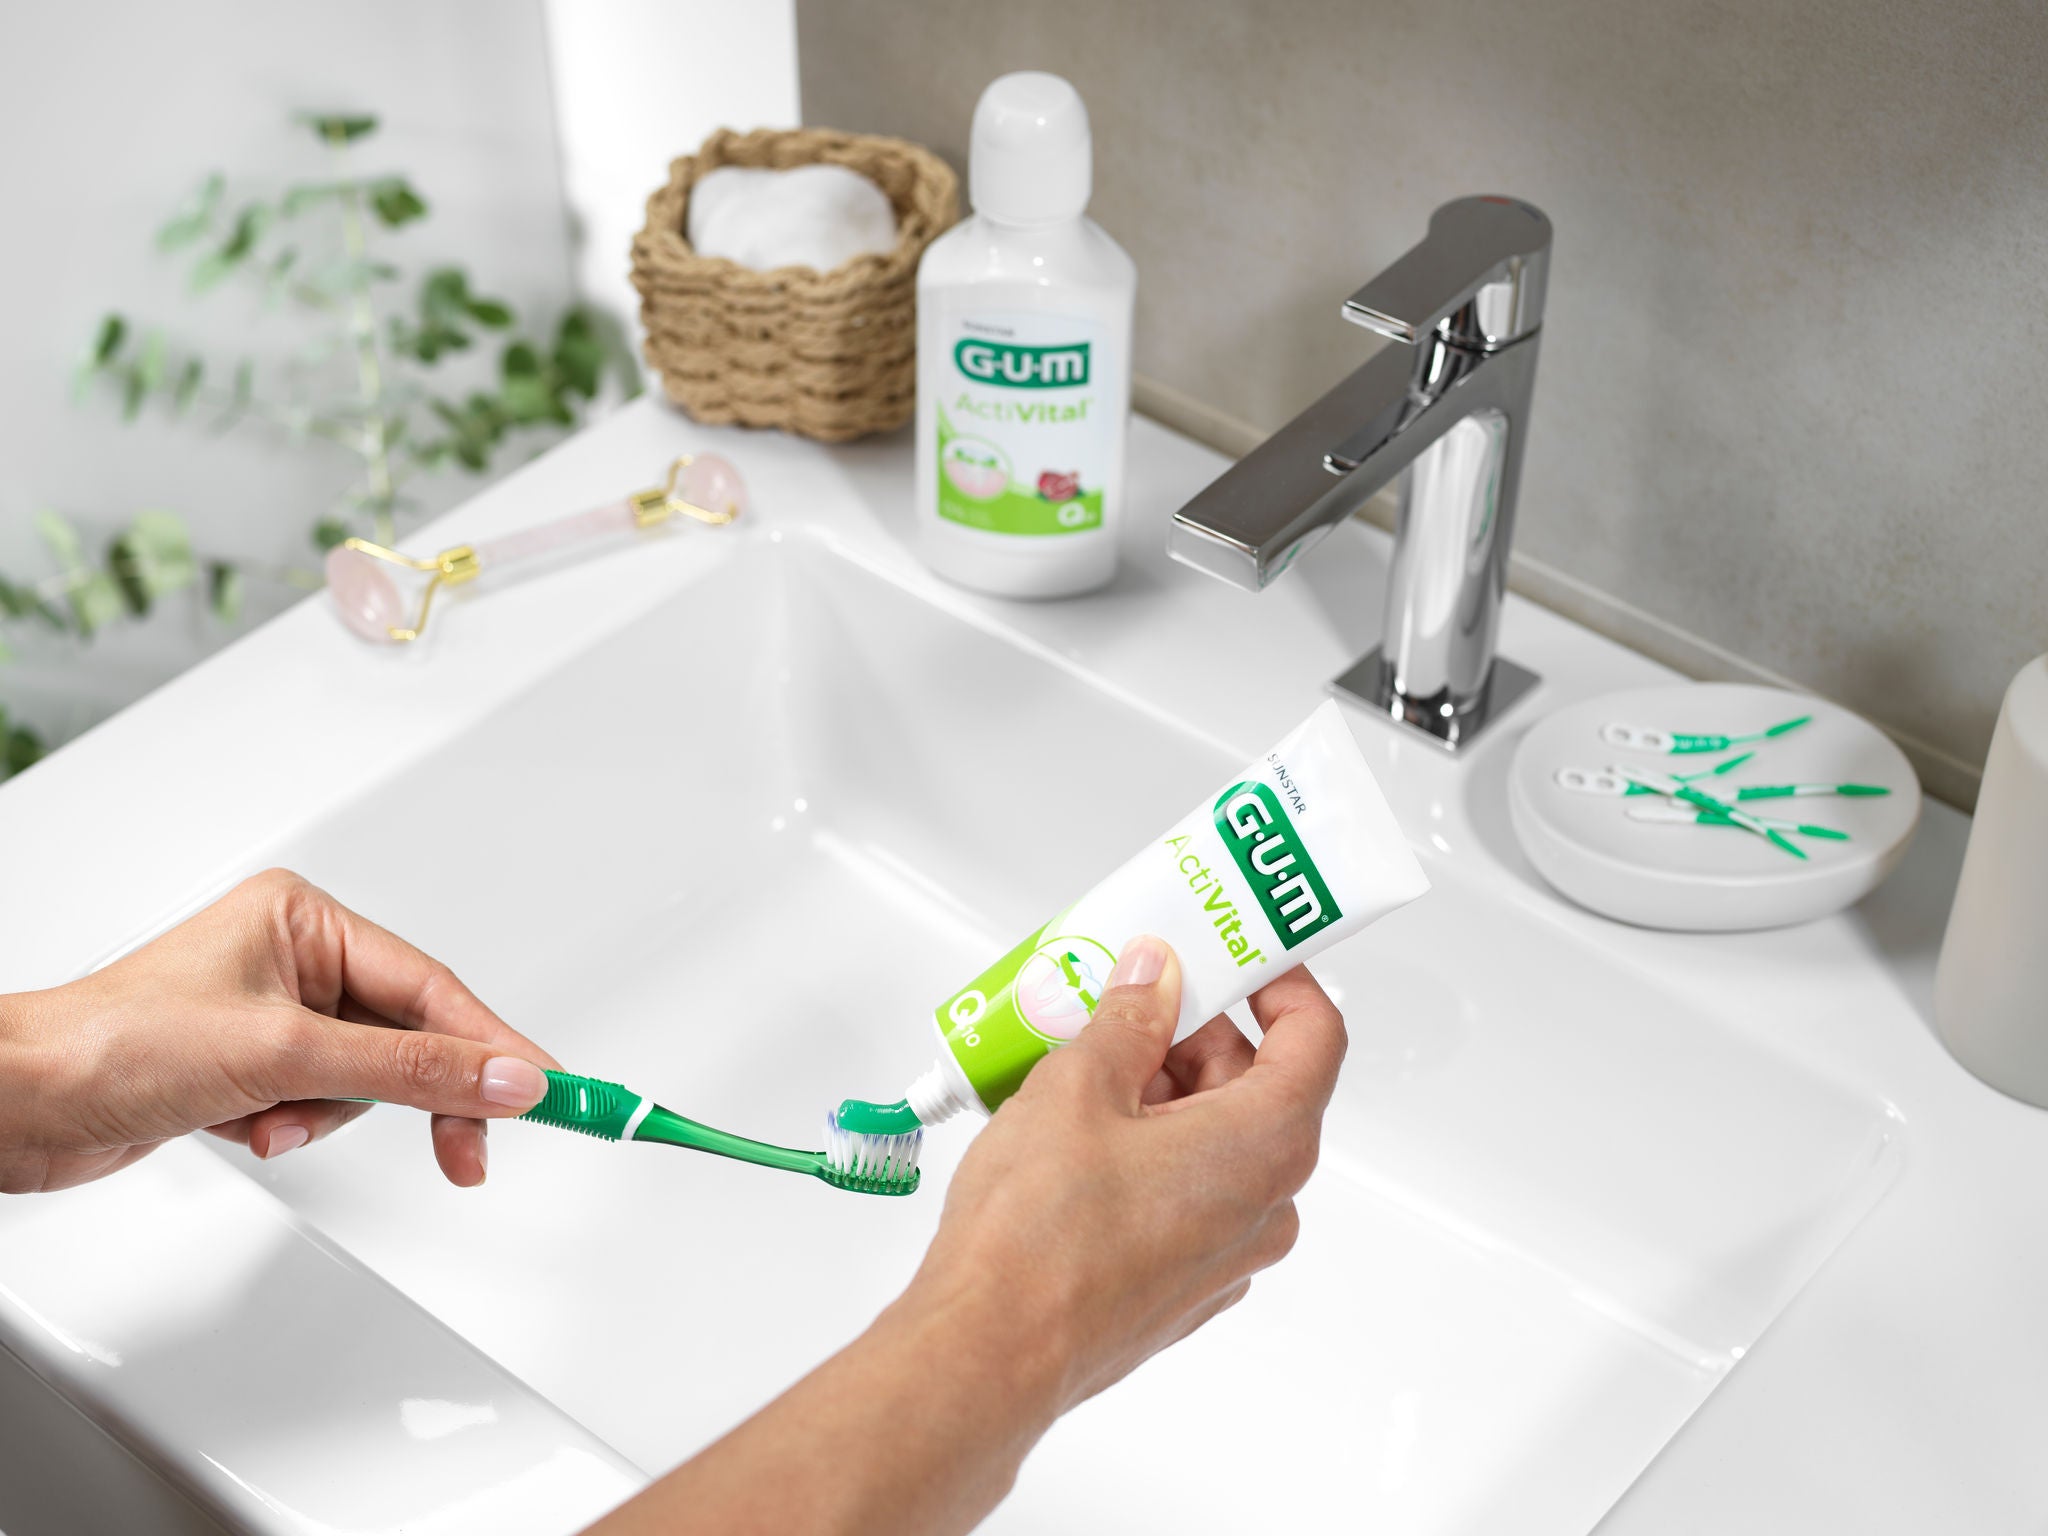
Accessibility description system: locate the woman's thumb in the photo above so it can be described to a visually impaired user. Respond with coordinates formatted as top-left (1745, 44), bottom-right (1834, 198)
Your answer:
top-left (1071, 936), bottom-right (1181, 1107)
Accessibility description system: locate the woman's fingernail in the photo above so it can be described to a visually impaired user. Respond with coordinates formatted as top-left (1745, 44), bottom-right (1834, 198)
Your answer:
top-left (480, 1057), bottom-right (547, 1108)
top-left (1107, 936), bottom-right (1167, 989)
top-left (265, 1125), bottom-right (309, 1159)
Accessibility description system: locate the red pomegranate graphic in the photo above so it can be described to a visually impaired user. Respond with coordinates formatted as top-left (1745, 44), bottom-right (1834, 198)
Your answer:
top-left (1036, 469), bottom-right (1081, 502)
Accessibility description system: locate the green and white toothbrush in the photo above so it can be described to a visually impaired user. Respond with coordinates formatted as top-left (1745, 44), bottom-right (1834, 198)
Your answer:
top-left (518, 1070), bottom-right (922, 1195)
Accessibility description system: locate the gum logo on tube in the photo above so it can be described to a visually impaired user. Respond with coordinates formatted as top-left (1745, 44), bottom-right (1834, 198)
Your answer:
top-left (1214, 782), bottom-right (1342, 948)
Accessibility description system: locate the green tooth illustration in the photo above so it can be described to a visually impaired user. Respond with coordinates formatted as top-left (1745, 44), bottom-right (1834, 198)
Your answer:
top-left (1057, 950), bottom-right (1099, 1013)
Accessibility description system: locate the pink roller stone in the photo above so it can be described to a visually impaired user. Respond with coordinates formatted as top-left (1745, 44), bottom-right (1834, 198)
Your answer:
top-left (325, 545), bottom-right (407, 643)
top-left (678, 453), bottom-right (747, 520)
top-left (472, 499), bottom-right (636, 566)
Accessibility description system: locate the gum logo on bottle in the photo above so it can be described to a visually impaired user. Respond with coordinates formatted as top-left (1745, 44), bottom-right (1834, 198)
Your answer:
top-left (954, 338), bottom-right (1091, 389)
top-left (1214, 783), bottom-right (1342, 947)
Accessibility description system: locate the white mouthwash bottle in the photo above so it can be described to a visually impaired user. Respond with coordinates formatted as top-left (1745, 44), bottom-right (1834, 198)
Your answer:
top-left (915, 72), bottom-right (1134, 597)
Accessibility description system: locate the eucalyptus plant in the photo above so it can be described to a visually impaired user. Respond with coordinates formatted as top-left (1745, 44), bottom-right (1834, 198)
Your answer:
top-left (0, 111), bottom-right (635, 781)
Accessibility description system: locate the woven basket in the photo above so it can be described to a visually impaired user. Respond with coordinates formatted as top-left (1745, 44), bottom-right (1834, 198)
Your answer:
top-left (631, 127), bottom-right (959, 443)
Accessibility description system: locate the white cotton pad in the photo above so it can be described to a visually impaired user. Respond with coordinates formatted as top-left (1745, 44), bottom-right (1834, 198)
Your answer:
top-left (686, 163), bottom-right (899, 274)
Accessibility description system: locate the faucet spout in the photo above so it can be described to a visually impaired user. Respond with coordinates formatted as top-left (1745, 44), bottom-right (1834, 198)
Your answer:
top-left (1168, 195), bottom-right (1552, 750)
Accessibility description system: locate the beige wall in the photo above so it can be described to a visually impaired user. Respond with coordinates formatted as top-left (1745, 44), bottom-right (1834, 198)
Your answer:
top-left (798, 0), bottom-right (2048, 808)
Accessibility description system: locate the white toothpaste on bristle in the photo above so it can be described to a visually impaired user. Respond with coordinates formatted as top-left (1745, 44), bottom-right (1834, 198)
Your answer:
top-left (903, 700), bottom-right (1429, 1124)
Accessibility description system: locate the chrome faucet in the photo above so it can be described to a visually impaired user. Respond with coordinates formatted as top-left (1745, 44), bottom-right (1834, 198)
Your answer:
top-left (1170, 196), bottom-right (1552, 749)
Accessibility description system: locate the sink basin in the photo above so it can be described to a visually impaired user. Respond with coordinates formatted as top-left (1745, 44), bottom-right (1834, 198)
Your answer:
top-left (206, 522), bottom-right (1900, 1535)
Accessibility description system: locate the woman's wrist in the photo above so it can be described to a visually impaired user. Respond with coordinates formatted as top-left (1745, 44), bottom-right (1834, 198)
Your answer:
top-left (880, 1263), bottom-right (1077, 1438)
top-left (0, 987), bottom-right (50, 1084)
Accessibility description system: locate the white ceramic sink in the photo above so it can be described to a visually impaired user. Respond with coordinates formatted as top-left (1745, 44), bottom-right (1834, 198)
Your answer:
top-left (210, 523), bottom-right (1899, 1535)
top-left (0, 406), bottom-right (1927, 1534)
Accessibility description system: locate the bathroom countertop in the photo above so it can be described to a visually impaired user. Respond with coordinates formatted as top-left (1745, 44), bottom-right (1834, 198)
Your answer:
top-left (0, 398), bottom-right (2040, 1533)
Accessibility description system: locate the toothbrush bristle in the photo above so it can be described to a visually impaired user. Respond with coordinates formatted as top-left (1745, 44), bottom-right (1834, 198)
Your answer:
top-left (822, 1110), bottom-right (923, 1194)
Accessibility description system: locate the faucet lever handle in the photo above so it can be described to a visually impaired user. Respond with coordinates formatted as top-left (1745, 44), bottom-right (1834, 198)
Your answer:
top-left (1343, 195), bottom-right (1552, 352)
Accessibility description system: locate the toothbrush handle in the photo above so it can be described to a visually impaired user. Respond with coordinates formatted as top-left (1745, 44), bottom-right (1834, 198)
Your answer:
top-left (472, 499), bottom-right (638, 571)
top-left (521, 1068), bottom-right (647, 1140)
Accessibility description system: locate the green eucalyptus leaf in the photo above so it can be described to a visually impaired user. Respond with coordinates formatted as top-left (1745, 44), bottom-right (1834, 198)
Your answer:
top-left (222, 204), bottom-right (268, 259)
top-left (1, 718), bottom-right (46, 781)
top-left (108, 535), bottom-right (150, 617)
top-left (465, 297), bottom-right (513, 328)
top-left (106, 510), bottom-right (197, 617)
top-left (302, 112), bottom-right (379, 144)
top-left (120, 368), bottom-right (146, 420)
top-left (189, 251), bottom-right (231, 292)
top-left (280, 181), bottom-right (345, 215)
top-left (368, 177), bottom-right (427, 228)
top-left (552, 309), bottom-right (606, 399)
top-left (34, 511), bottom-right (85, 574)
top-left (0, 574), bottom-right (66, 631)
top-left (136, 331), bottom-right (168, 392)
top-left (423, 268), bottom-right (468, 308)
top-left (129, 510), bottom-right (198, 589)
top-left (192, 204), bottom-right (270, 292)
top-left (499, 374), bottom-right (555, 423)
top-left (157, 172), bottom-right (223, 250)
top-left (74, 313), bottom-right (128, 400)
top-left (312, 518), bottom-right (350, 552)
top-left (172, 357), bottom-right (204, 414)
top-left (68, 571), bottom-right (123, 636)
top-left (91, 313), bottom-right (126, 364)
top-left (267, 248), bottom-right (300, 292)
top-left (207, 561), bottom-right (243, 623)
top-left (501, 341), bottom-right (542, 379)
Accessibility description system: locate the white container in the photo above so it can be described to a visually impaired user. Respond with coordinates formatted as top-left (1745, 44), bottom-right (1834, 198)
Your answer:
top-left (1936, 654), bottom-right (2048, 1106)
top-left (914, 72), bottom-right (1135, 598)
top-left (1507, 683), bottom-right (1921, 931)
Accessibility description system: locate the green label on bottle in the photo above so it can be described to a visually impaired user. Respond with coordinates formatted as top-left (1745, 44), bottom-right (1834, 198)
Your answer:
top-left (935, 310), bottom-right (1108, 538)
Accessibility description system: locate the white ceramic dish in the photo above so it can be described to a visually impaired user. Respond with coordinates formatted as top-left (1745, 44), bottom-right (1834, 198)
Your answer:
top-left (1508, 683), bottom-right (1921, 930)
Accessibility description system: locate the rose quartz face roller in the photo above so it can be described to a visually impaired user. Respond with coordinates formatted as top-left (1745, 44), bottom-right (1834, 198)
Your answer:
top-left (325, 454), bottom-right (745, 644)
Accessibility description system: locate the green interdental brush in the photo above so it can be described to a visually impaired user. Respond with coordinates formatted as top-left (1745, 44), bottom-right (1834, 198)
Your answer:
top-left (1621, 750), bottom-right (1755, 795)
top-left (1615, 764), bottom-right (1807, 860)
top-left (1605, 716), bottom-right (1812, 755)
top-left (1627, 803), bottom-right (1850, 840)
top-left (1732, 781), bottom-right (1892, 800)
top-left (521, 1070), bottom-right (921, 1196)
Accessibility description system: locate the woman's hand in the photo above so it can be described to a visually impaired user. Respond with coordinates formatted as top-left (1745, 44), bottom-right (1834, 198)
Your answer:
top-left (0, 868), bottom-right (557, 1194)
top-left (591, 936), bottom-right (1343, 1536)
top-left (905, 932), bottom-right (1339, 1417)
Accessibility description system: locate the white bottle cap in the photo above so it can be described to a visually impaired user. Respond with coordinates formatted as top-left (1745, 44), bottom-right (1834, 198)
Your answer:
top-left (969, 71), bottom-right (1092, 226)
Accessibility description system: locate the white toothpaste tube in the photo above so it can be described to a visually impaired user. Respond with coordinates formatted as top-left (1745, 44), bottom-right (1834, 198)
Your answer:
top-left (902, 699), bottom-right (1430, 1124)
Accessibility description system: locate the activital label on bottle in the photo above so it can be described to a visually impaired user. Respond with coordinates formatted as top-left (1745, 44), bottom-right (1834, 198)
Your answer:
top-left (935, 310), bottom-right (1107, 537)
